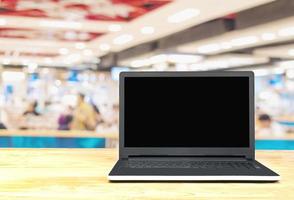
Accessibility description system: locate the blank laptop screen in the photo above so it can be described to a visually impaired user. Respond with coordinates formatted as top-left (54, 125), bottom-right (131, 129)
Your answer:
top-left (124, 76), bottom-right (250, 147)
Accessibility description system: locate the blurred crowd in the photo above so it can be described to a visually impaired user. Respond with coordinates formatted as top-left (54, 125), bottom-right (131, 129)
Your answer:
top-left (57, 93), bottom-right (118, 131)
top-left (255, 113), bottom-right (285, 138)
top-left (0, 93), bottom-right (119, 132)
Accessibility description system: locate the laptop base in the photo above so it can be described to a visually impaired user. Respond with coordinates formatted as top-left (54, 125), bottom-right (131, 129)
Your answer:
top-left (108, 159), bottom-right (280, 182)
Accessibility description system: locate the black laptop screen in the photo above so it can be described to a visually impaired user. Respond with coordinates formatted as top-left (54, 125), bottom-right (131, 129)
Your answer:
top-left (124, 76), bottom-right (250, 147)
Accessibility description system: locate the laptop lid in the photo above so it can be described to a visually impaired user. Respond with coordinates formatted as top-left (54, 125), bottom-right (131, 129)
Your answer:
top-left (119, 71), bottom-right (255, 159)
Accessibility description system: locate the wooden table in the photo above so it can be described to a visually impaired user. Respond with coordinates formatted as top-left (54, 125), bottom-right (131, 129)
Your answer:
top-left (0, 149), bottom-right (293, 200)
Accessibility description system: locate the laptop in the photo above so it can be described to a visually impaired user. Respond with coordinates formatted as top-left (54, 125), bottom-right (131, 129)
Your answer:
top-left (108, 71), bottom-right (280, 181)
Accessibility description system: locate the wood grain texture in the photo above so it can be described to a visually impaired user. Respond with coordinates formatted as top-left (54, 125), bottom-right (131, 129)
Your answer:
top-left (0, 149), bottom-right (293, 200)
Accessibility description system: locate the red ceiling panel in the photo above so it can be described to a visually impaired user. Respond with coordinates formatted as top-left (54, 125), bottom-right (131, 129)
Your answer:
top-left (0, 0), bottom-right (172, 21)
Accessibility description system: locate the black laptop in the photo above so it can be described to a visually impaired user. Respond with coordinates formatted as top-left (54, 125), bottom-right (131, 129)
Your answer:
top-left (108, 71), bottom-right (280, 181)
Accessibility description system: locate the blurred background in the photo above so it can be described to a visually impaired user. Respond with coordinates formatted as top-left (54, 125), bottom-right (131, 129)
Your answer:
top-left (0, 0), bottom-right (293, 149)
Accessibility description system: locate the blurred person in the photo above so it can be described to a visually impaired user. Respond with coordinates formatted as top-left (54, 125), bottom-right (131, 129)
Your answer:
top-left (71, 93), bottom-right (96, 130)
top-left (42, 101), bottom-right (52, 114)
top-left (101, 104), bottom-right (119, 128)
top-left (58, 106), bottom-right (73, 130)
top-left (92, 103), bottom-right (104, 124)
top-left (104, 104), bottom-right (119, 148)
top-left (0, 122), bottom-right (6, 129)
top-left (256, 114), bottom-right (284, 137)
top-left (23, 101), bottom-right (40, 116)
top-left (0, 109), bottom-right (7, 129)
top-left (19, 101), bottom-right (41, 129)
top-left (112, 104), bottom-right (119, 126)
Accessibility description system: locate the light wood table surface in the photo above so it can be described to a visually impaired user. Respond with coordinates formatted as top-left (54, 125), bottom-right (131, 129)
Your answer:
top-left (0, 149), bottom-right (293, 200)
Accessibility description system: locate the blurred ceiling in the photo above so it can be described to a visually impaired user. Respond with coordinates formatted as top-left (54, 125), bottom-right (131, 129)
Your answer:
top-left (0, 0), bottom-right (283, 68)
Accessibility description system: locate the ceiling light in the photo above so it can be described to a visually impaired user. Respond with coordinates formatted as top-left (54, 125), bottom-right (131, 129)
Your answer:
top-left (141, 26), bottom-right (155, 34)
top-left (0, 18), bottom-right (7, 26)
top-left (78, 32), bottom-right (90, 40)
top-left (153, 63), bottom-right (168, 71)
top-left (67, 54), bottom-right (81, 63)
top-left (168, 8), bottom-right (200, 23)
top-left (273, 67), bottom-right (285, 74)
top-left (22, 59), bottom-right (30, 65)
top-left (44, 58), bottom-right (53, 64)
top-left (28, 63), bottom-right (38, 73)
top-left (189, 54), bottom-right (268, 70)
top-left (59, 48), bottom-right (69, 55)
top-left (63, 59), bottom-right (72, 65)
top-left (228, 58), bottom-right (254, 66)
top-left (261, 33), bottom-right (276, 41)
top-left (175, 63), bottom-right (189, 71)
top-left (288, 49), bottom-right (294, 56)
top-left (190, 61), bottom-right (228, 70)
top-left (3, 58), bottom-right (10, 65)
top-left (83, 49), bottom-right (93, 56)
top-left (55, 80), bottom-right (61, 86)
top-left (278, 27), bottom-right (294, 37)
top-left (167, 54), bottom-right (202, 63)
top-left (149, 54), bottom-right (168, 64)
top-left (99, 43), bottom-right (110, 51)
top-left (278, 60), bottom-right (294, 68)
top-left (130, 54), bottom-right (202, 67)
top-left (197, 44), bottom-right (221, 54)
top-left (40, 20), bottom-right (82, 29)
top-left (131, 59), bottom-right (149, 68)
top-left (2, 71), bottom-right (25, 82)
top-left (231, 36), bottom-right (258, 46)
top-left (220, 42), bottom-right (232, 50)
top-left (286, 68), bottom-right (294, 79)
top-left (113, 34), bottom-right (133, 45)
top-left (42, 68), bottom-right (50, 74)
top-left (253, 69), bottom-right (270, 76)
top-left (28, 63), bottom-right (38, 68)
top-left (75, 42), bottom-right (86, 49)
top-left (64, 31), bottom-right (77, 40)
top-left (108, 24), bottom-right (122, 32)
top-left (190, 64), bottom-right (205, 71)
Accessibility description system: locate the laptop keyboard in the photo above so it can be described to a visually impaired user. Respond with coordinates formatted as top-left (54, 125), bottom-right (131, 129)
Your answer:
top-left (129, 160), bottom-right (259, 169)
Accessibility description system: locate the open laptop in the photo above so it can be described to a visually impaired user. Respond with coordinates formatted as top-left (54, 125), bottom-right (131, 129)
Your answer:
top-left (108, 71), bottom-right (280, 181)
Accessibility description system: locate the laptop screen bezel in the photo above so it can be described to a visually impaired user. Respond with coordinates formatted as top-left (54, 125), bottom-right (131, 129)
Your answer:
top-left (119, 71), bottom-right (255, 159)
